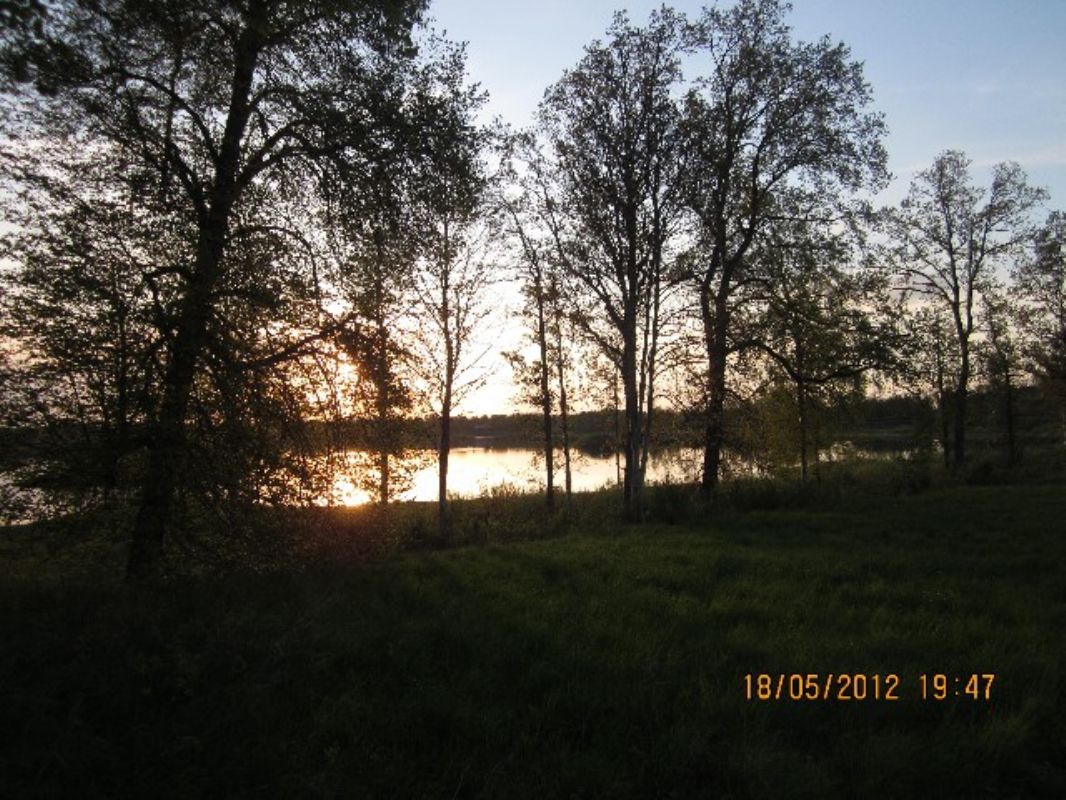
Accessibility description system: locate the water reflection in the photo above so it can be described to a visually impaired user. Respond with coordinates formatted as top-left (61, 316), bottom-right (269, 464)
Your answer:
top-left (323, 441), bottom-right (918, 506)
top-left (326, 447), bottom-right (705, 506)
top-left (0, 442), bottom-right (916, 521)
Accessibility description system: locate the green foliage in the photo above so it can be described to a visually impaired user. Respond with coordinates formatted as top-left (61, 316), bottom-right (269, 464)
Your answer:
top-left (643, 480), bottom-right (702, 524)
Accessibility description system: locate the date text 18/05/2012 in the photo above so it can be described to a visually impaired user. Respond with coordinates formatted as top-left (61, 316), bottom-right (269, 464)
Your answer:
top-left (742, 673), bottom-right (996, 702)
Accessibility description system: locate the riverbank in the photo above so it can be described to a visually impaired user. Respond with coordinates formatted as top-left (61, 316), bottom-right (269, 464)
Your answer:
top-left (2, 480), bottom-right (1064, 798)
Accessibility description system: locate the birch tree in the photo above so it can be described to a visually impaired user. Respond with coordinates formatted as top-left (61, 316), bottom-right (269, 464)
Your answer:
top-left (539, 9), bottom-right (683, 521)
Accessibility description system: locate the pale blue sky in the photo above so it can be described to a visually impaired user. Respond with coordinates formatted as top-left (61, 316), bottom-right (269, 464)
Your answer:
top-left (427, 0), bottom-right (1066, 414)
top-left (430, 0), bottom-right (1066, 207)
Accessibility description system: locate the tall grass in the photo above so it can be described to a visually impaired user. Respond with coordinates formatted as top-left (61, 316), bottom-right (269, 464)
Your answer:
top-left (2, 480), bottom-right (1064, 798)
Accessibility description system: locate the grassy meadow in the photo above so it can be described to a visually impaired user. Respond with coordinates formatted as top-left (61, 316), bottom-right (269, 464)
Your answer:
top-left (2, 472), bottom-right (1065, 798)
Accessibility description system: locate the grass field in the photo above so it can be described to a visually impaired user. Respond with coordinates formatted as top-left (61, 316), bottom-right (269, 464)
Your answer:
top-left (2, 482), bottom-right (1064, 798)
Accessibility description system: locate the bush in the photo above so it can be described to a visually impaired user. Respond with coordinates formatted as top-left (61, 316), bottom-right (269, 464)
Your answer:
top-left (643, 482), bottom-right (701, 524)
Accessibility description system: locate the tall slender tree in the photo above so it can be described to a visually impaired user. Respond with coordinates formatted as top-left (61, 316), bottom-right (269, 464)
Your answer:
top-left (1016, 211), bottom-right (1066, 434)
top-left (327, 54), bottom-right (428, 506)
top-left (539, 9), bottom-right (683, 521)
top-left (678, 0), bottom-right (887, 494)
top-left (503, 232), bottom-right (558, 510)
top-left (406, 43), bottom-right (496, 539)
top-left (501, 151), bottom-right (557, 509)
top-left (501, 132), bottom-right (581, 512)
top-left (881, 151), bottom-right (1046, 470)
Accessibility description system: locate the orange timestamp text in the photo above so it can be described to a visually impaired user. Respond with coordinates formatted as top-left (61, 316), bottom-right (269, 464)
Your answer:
top-left (743, 673), bottom-right (996, 702)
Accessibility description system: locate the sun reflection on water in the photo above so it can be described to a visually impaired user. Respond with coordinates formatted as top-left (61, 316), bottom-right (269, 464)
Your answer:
top-left (319, 447), bottom-right (707, 506)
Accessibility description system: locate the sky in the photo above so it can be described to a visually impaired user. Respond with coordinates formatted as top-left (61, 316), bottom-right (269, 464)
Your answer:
top-left (429, 0), bottom-right (1066, 204)
top-left (426, 0), bottom-right (1066, 415)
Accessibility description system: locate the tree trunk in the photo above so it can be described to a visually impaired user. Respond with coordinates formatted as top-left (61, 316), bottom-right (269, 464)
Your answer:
top-left (547, 271), bottom-right (572, 511)
top-left (1004, 369), bottom-right (1016, 466)
top-left (613, 367), bottom-right (621, 487)
top-left (438, 393), bottom-right (451, 541)
top-left (622, 309), bottom-right (643, 522)
top-left (375, 270), bottom-right (391, 505)
top-left (798, 382), bottom-right (809, 483)
top-left (934, 326), bottom-right (951, 469)
top-left (555, 325), bottom-right (573, 511)
top-left (700, 296), bottom-right (729, 496)
top-left (126, 257), bottom-right (216, 579)
top-left (437, 305), bottom-right (454, 537)
top-left (378, 446), bottom-right (390, 505)
top-left (638, 256), bottom-right (662, 491)
top-left (435, 207), bottom-right (456, 541)
top-left (535, 270), bottom-right (554, 511)
top-left (953, 343), bottom-right (970, 471)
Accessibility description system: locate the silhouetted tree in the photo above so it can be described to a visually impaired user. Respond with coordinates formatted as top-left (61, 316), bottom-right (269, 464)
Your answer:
top-left (406, 47), bottom-right (496, 539)
top-left (1016, 211), bottom-right (1066, 436)
top-left (501, 132), bottom-right (583, 511)
top-left (327, 51), bottom-right (452, 506)
top-left (743, 217), bottom-right (902, 481)
top-left (539, 9), bottom-right (683, 521)
top-left (0, 150), bottom-right (165, 508)
top-left (502, 146), bottom-right (558, 510)
top-left (1, 0), bottom-right (431, 578)
top-left (881, 151), bottom-right (1046, 470)
top-left (678, 0), bottom-right (888, 495)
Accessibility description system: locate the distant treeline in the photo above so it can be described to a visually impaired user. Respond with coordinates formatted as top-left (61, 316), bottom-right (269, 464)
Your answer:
top-left (3, 387), bottom-right (1059, 480)
top-left (322, 386), bottom-right (1062, 455)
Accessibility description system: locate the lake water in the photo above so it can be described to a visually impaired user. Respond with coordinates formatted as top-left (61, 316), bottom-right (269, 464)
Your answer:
top-left (0, 448), bottom-right (699, 522)
top-left (323, 441), bottom-right (914, 506)
top-left (0, 442), bottom-right (908, 522)
top-left (326, 447), bottom-right (706, 506)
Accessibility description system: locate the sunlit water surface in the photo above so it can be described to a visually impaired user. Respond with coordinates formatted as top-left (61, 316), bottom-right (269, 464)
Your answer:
top-left (326, 447), bottom-right (706, 506)
top-left (324, 441), bottom-right (912, 506)
top-left (0, 442), bottom-right (908, 521)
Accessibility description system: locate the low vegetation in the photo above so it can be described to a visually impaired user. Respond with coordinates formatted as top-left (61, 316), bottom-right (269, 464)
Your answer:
top-left (3, 470), bottom-right (1063, 798)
